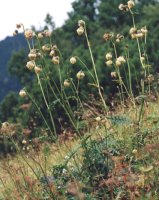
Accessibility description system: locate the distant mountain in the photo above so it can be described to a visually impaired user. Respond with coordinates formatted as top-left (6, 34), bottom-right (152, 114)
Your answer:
top-left (0, 34), bottom-right (27, 101)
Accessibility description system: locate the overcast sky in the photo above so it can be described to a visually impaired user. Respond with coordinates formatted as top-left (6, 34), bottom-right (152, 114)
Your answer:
top-left (0, 0), bottom-right (74, 41)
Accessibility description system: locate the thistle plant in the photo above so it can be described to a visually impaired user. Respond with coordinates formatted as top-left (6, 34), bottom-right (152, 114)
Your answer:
top-left (15, 25), bottom-right (82, 139)
top-left (1, 0), bottom-right (159, 199)
top-left (15, 15), bottom-right (112, 143)
top-left (103, 0), bottom-right (152, 107)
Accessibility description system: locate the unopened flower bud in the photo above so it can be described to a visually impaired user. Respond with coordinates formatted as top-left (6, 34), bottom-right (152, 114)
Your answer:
top-left (105, 53), bottom-right (112, 60)
top-left (28, 52), bottom-right (36, 60)
top-left (116, 34), bottom-right (124, 42)
top-left (64, 79), bottom-right (71, 88)
top-left (116, 56), bottom-right (126, 64)
top-left (37, 33), bottom-right (44, 39)
top-left (26, 146), bottom-right (30, 150)
top-left (129, 27), bottom-right (137, 35)
top-left (26, 61), bottom-right (35, 70)
top-left (127, 0), bottom-right (135, 9)
top-left (16, 23), bottom-right (22, 29)
top-left (22, 139), bottom-right (27, 144)
top-left (78, 20), bottom-right (85, 27)
top-left (34, 66), bottom-right (42, 74)
top-left (44, 30), bottom-right (52, 37)
top-left (115, 60), bottom-right (122, 67)
top-left (49, 50), bottom-right (56, 57)
top-left (77, 70), bottom-right (85, 80)
top-left (119, 4), bottom-right (124, 10)
top-left (141, 27), bottom-right (148, 34)
top-left (111, 72), bottom-right (117, 78)
top-left (131, 33), bottom-right (137, 39)
top-left (42, 45), bottom-right (51, 52)
top-left (136, 32), bottom-right (144, 38)
top-left (132, 149), bottom-right (137, 154)
top-left (77, 27), bottom-right (84, 36)
top-left (19, 89), bottom-right (27, 97)
top-left (70, 57), bottom-right (77, 64)
top-left (116, 38), bottom-right (120, 43)
top-left (24, 30), bottom-right (34, 39)
top-left (36, 52), bottom-right (42, 59)
top-left (103, 32), bottom-right (113, 41)
top-left (140, 56), bottom-right (145, 62)
top-left (119, 4), bottom-right (128, 11)
top-left (95, 116), bottom-right (101, 122)
top-left (52, 45), bottom-right (58, 51)
top-left (106, 60), bottom-right (113, 67)
top-left (52, 56), bottom-right (60, 64)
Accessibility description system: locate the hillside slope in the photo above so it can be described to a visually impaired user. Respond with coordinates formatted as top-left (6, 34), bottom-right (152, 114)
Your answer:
top-left (0, 34), bottom-right (27, 101)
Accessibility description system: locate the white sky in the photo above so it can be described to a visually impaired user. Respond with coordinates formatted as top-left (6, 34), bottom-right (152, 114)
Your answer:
top-left (0, 0), bottom-right (74, 41)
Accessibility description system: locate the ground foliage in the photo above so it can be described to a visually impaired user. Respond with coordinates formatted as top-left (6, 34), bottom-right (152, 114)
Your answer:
top-left (0, 1), bottom-right (159, 198)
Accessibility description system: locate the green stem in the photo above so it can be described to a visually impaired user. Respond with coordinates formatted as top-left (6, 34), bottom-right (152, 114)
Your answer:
top-left (75, 56), bottom-right (96, 83)
top-left (125, 50), bottom-right (133, 98)
top-left (84, 24), bottom-right (108, 112)
top-left (37, 74), bottom-right (57, 138)
top-left (26, 91), bottom-right (55, 139)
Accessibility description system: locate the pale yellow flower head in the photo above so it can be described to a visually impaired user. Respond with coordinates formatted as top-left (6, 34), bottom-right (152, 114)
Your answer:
top-left (52, 56), bottom-right (60, 64)
top-left (141, 27), bottom-right (148, 34)
top-left (127, 0), bottom-right (135, 9)
top-left (28, 52), bottom-right (36, 60)
top-left (19, 89), bottom-right (27, 97)
top-left (34, 66), bottom-right (42, 74)
top-left (42, 45), bottom-right (51, 52)
top-left (111, 72), bottom-right (117, 78)
top-left (95, 116), bottom-right (101, 122)
top-left (64, 79), bottom-right (71, 88)
top-left (77, 70), bottom-right (85, 80)
top-left (38, 32), bottom-right (44, 39)
top-left (78, 20), bottom-right (85, 27)
top-left (106, 60), bottom-right (113, 67)
top-left (70, 57), bottom-right (77, 64)
top-left (24, 30), bottom-right (34, 39)
top-left (116, 56), bottom-right (126, 64)
top-left (129, 27), bottom-right (137, 35)
top-left (26, 61), bottom-right (35, 70)
top-left (49, 50), bottom-right (56, 57)
top-left (105, 53), bottom-right (112, 60)
top-left (44, 30), bottom-right (52, 37)
top-left (22, 139), bottom-right (27, 144)
top-left (77, 27), bottom-right (84, 36)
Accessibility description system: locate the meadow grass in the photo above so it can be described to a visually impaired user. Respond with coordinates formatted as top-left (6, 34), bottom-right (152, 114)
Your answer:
top-left (1, 0), bottom-right (159, 199)
top-left (1, 98), bottom-right (159, 199)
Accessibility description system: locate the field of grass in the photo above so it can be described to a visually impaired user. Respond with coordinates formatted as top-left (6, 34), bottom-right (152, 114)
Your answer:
top-left (1, 0), bottom-right (159, 199)
top-left (1, 97), bottom-right (159, 199)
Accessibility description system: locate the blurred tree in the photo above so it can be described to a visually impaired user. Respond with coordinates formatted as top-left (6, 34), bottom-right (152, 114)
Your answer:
top-left (44, 13), bottom-right (55, 30)
top-left (69, 0), bottom-right (98, 21)
top-left (138, 3), bottom-right (159, 71)
top-left (98, 0), bottom-right (130, 27)
top-left (8, 49), bottom-right (34, 86)
top-left (0, 92), bottom-right (19, 122)
top-left (62, 0), bottom-right (98, 48)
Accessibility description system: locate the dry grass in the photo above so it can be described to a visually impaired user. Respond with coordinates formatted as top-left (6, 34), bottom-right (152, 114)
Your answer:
top-left (0, 98), bottom-right (159, 198)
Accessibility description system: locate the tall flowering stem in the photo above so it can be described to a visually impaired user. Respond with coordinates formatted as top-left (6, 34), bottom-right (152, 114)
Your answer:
top-left (37, 74), bottom-right (57, 138)
top-left (83, 23), bottom-right (108, 113)
top-left (26, 90), bottom-right (55, 139)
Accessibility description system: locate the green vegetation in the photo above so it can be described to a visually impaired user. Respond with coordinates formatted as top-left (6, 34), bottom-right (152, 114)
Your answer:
top-left (0, 34), bottom-right (27, 101)
top-left (0, 0), bottom-right (159, 199)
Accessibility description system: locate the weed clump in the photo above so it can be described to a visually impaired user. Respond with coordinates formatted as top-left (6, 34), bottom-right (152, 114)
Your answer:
top-left (1, 0), bottom-right (159, 199)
